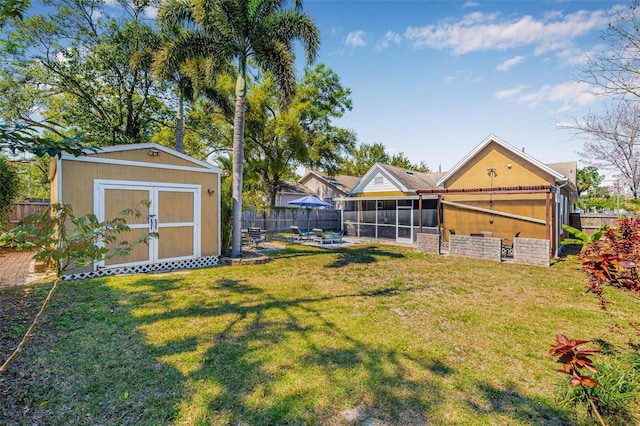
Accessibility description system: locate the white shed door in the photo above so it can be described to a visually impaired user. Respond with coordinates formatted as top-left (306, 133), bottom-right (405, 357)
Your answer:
top-left (94, 180), bottom-right (201, 269)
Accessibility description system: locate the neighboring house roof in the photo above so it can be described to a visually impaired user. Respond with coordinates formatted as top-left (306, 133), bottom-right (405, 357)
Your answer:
top-left (298, 170), bottom-right (360, 195)
top-left (436, 135), bottom-right (569, 187)
top-left (279, 181), bottom-right (313, 195)
top-left (379, 164), bottom-right (447, 191)
top-left (350, 163), bottom-right (446, 195)
top-left (546, 161), bottom-right (577, 189)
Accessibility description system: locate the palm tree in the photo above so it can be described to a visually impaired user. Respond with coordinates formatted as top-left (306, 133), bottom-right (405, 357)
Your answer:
top-left (155, 0), bottom-right (319, 257)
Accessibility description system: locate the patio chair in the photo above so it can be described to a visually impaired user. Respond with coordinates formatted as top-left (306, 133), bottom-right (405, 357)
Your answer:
top-left (501, 232), bottom-right (520, 257)
top-left (248, 227), bottom-right (266, 248)
top-left (240, 229), bottom-right (251, 246)
top-left (290, 225), bottom-right (313, 241)
top-left (312, 228), bottom-right (343, 244)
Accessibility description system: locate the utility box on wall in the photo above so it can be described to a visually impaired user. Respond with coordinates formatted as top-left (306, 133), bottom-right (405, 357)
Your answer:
top-left (49, 143), bottom-right (221, 278)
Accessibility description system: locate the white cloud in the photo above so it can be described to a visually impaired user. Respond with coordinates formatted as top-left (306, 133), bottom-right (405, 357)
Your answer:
top-left (496, 55), bottom-right (524, 71)
top-left (375, 31), bottom-right (402, 52)
top-left (462, 1), bottom-right (479, 8)
top-left (345, 30), bottom-right (367, 48)
top-left (497, 81), bottom-right (601, 111)
top-left (404, 9), bottom-right (609, 56)
top-left (495, 85), bottom-right (528, 100)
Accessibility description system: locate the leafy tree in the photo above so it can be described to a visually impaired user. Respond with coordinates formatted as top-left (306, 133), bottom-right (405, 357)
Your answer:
top-left (577, 166), bottom-right (605, 197)
top-left (0, 0), bottom-right (172, 146)
top-left (0, 156), bottom-right (20, 224)
top-left (1, 122), bottom-right (87, 157)
top-left (156, 0), bottom-right (320, 257)
top-left (244, 65), bottom-right (356, 205)
top-left (340, 142), bottom-right (429, 176)
top-left (13, 155), bottom-right (52, 200)
top-left (296, 64), bottom-right (356, 175)
top-left (0, 0), bottom-right (30, 25)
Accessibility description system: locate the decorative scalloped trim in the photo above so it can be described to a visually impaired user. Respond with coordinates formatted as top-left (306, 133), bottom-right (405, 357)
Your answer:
top-left (62, 256), bottom-right (220, 281)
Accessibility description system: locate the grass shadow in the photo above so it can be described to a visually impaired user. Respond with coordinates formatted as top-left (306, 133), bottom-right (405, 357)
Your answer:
top-left (174, 293), bottom-right (446, 424)
top-left (466, 381), bottom-right (574, 425)
top-left (265, 243), bottom-right (406, 269)
top-left (327, 245), bottom-right (405, 268)
top-left (0, 278), bottom-right (187, 425)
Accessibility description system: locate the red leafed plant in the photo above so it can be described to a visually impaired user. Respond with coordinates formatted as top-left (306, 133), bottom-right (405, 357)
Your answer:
top-left (578, 217), bottom-right (640, 306)
top-left (550, 334), bottom-right (605, 425)
top-left (550, 334), bottom-right (602, 387)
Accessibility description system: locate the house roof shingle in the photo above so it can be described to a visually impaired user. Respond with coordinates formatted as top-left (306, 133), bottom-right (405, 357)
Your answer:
top-left (377, 163), bottom-right (447, 191)
top-left (279, 181), bottom-right (313, 194)
top-left (546, 161), bottom-right (577, 187)
top-left (299, 170), bottom-right (360, 195)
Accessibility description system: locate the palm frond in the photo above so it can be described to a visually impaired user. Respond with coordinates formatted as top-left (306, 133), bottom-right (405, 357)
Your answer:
top-left (253, 40), bottom-right (296, 105)
top-left (157, 0), bottom-right (195, 30)
top-left (266, 11), bottom-right (319, 64)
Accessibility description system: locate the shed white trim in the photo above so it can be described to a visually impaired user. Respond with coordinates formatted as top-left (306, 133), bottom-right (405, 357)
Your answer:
top-left (61, 143), bottom-right (222, 174)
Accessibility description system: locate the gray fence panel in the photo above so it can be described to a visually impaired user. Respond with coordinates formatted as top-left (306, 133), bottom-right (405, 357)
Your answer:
top-left (241, 209), bottom-right (341, 232)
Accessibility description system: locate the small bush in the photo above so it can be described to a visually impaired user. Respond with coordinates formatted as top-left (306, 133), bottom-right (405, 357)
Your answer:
top-left (0, 156), bottom-right (20, 225)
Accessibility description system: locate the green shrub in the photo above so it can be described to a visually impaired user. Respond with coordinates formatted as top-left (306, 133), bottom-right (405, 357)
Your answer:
top-left (0, 156), bottom-right (20, 225)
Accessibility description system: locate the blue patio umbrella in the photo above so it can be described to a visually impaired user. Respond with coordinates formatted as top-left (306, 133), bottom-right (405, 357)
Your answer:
top-left (288, 195), bottom-right (332, 231)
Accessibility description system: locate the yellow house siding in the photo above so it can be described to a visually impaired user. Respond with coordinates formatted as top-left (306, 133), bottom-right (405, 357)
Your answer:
top-left (443, 196), bottom-right (548, 240)
top-left (437, 142), bottom-right (558, 244)
top-left (447, 144), bottom-right (554, 189)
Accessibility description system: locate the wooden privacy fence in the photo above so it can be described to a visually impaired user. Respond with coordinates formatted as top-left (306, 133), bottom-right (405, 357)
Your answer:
top-left (241, 208), bottom-right (341, 232)
top-left (571, 213), bottom-right (635, 237)
top-left (8, 201), bottom-right (50, 224)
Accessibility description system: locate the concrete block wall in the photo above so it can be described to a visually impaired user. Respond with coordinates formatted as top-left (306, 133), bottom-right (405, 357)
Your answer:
top-left (416, 233), bottom-right (440, 254)
top-left (450, 235), bottom-right (502, 262)
top-left (513, 238), bottom-right (550, 266)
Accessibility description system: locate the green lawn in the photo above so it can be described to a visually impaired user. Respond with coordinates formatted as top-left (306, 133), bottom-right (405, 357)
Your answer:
top-left (0, 243), bottom-right (637, 425)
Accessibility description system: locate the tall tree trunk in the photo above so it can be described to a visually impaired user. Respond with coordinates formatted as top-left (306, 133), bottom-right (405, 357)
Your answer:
top-left (231, 96), bottom-right (246, 257)
top-left (176, 90), bottom-right (184, 153)
top-left (269, 182), bottom-right (278, 206)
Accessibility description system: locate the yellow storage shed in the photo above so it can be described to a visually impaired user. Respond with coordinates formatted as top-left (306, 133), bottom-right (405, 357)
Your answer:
top-left (50, 143), bottom-right (221, 279)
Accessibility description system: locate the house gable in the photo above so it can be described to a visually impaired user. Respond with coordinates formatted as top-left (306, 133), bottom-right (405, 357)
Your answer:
top-left (298, 171), bottom-right (359, 198)
top-left (437, 135), bottom-right (567, 189)
top-left (363, 172), bottom-right (400, 193)
top-left (350, 164), bottom-right (410, 195)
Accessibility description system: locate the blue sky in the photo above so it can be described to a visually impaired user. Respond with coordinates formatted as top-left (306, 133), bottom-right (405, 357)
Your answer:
top-left (297, 0), bottom-right (621, 177)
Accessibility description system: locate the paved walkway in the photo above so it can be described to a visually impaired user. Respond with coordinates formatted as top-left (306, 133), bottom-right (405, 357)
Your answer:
top-left (0, 250), bottom-right (38, 287)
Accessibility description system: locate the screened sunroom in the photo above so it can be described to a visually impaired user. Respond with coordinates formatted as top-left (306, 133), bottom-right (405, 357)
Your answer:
top-left (339, 195), bottom-right (441, 243)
